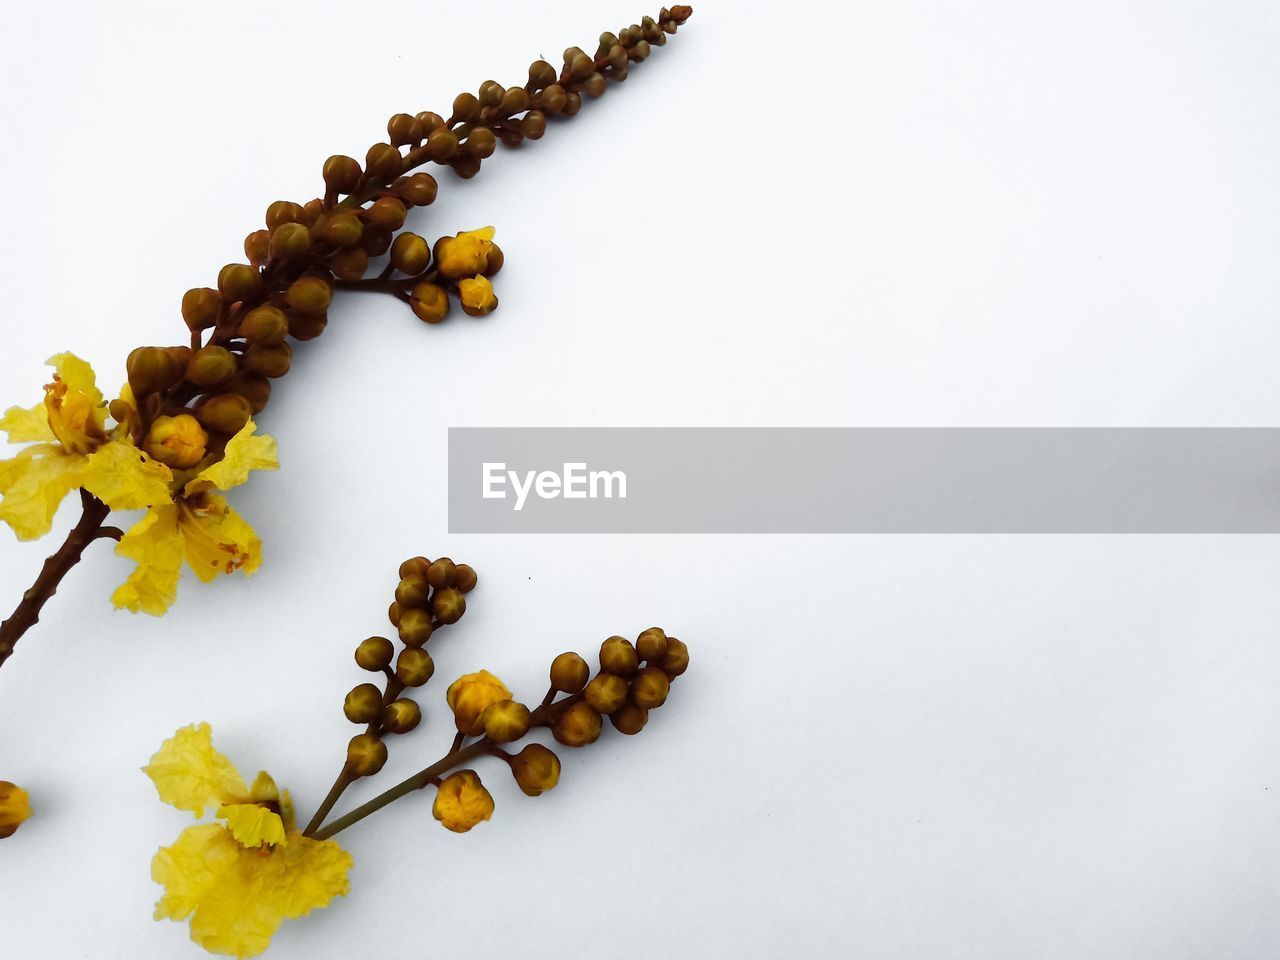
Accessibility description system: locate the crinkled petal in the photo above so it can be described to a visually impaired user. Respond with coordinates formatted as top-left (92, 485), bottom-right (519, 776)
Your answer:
top-left (81, 440), bottom-right (173, 511)
top-left (152, 824), bottom-right (351, 959)
top-left (47, 352), bottom-right (103, 407)
top-left (184, 421), bottom-right (278, 497)
top-left (0, 403), bottom-right (54, 443)
top-left (178, 495), bottom-right (262, 584)
top-left (112, 504), bottom-right (184, 616)
top-left (143, 723), bottom-right (247, 816)
top-left (0, 446), bottom-right (83, 541)
top-left (218, 804), bottom-right (287, 849)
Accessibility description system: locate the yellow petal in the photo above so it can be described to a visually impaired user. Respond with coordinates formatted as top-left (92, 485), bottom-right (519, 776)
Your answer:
top-left (432, 769), bottom-right (495, 833)
top-left (178, 495), bottom-right (262, 584)
top-left (47, 352), bottom-right (103, 407)
top-left (153, 824), bottom-right (352, 959)
top-left (81, 440), bottom-right (173, 511)
top-left (218, 804), bottom-right (287, 849)
top-left (184, 421), bottom-right (278, 497)
top-left (112, 504), bottom-right (184, 616)
top-left (0, 403), bottom-right (54, 443)
top-left (247, 771), bottom-right (279, 805)
top-left (0, 446), bottom-right (83, 541)
top-left (43, 353), bottom-right (107, 454)
top-left (143, 723), bottom-right (248, 816)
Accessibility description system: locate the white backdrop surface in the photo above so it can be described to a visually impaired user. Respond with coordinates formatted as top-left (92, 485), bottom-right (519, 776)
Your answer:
top-left (2, 2), bottom-right (1280, 958)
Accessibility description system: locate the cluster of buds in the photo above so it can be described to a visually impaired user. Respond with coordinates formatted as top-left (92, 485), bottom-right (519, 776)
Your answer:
top-left (340, 555), bottom-right (479, 782)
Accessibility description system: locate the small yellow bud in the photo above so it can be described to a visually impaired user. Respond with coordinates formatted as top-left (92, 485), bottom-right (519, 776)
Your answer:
top-left (509, 744), bottom-right (561, 796)
top-left (194, 393), bottom-right (253, 436)
top-left (446, 670), bottom-right (511, 736)
top-left (126, 346), bottom-right (184, 396)
top-left (552, 701), bottom-right (602, 747)
top-left (410, 282), bottom-right (450, 324)
top-left (395, 575), bottom-right (430, 609)
top-left (636, 627), bottom-right (668, 662)
top-left (584, 673), bottom-right (629, 714)
top-left (431, 587), bottom-right (465, 625)
top-left (426, 557), bottom-right (456, 588)
top-left (453, 563), bottom-right (478, 593)
top-left (344, 683), bottom-right (384, 724)
top-left (458, 276), bottom-right (498, 317)
top-left (434, 227), bottom-right (495, 280)
top-left (0, 781), bottom-right (31, 839)
top-left (395, 647), bottom-right (435, 687)
top-left (354, 636), bottom-right (395, 672)
top-left (397, 608), bottom-right (433, 647)
top-left (609, 703), bottom-right (648, 736)
top-left (480, 699), bottom-right (531, 743)
top-left (346, 733), bottom-right (388, 778)
top-left (381, 698), bottom-right (421, 734)
top-left (599, 636), bottom-right (639, 677)
top-left (629, 666), bottom-right (670, 709)
top-left (143, 414), bottom-right (208, 469)
top-left (549, 652), bottom-right (589, 694)
top-left (659, 637), bottom-right (690, 679)
top-left (432, 769), bottom-right (493, 833)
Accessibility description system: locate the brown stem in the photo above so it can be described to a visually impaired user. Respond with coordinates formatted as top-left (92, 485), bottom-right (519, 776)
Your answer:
top-left (0, 491), bottom-right (111, 671)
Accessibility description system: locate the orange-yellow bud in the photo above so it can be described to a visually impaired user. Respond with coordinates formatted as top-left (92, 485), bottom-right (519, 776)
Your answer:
top-left (143, 414), bottom-right (208, 469)
top-left (432, 769), bottom-right (494, 832)
top-left (446, 670), bottom-right (511, 736)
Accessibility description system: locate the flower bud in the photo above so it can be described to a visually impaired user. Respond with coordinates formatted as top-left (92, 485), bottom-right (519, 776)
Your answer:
top-left (268, 222), bottom-right (311, 262)
top-left (600, 636), bottom-right (639, 677)
top-left (395, 647), bottom-right (435, 687)
top-left (329, 247), bottom-right (368, 281)
top-left (323, 155), bottom-right (362, 193)
top-left (194, 393), bottom-right (253, 435)
top-left (435, 227), bottom-right (496, 280)
top-left (458, 276), bottom-right (498, 317)
top-left (186, 346), bottom-right (237, 388)
top-left (285, 276), bottom-right (332, 315)
top-left (609, 703), bottom-right (648, 735)
top-left (182, 287), bottom-right (222, 331)
top-left (394, 172), bottom-right (438, 207)
top-left (539, 84), bottom-right (567, 113)
top-left (415, 111), bottom-right (445, 132)
top-left (397, 608), bottom-right (433, 647)
top-left (366, 196), bottom-right (407, 231)
top-left (409, 282), bottom-right (450, 324)
top-left (431, 587), bottom-right (465, 624)
top-left (265, 200), bottom-right (303, 230)
top-left (432, 770), bottom-right (493, 832)
top-left (549, 652), bottom-right (589, 694)
top-left (387, 112), bottom-right (421, 146)
top-left (399, 556), bottom-right (431, 578)
top-left (636, 627), bottom-right (668, 662)
top-left (390, 233), bottom-right (431, 275)
top-left (354, 636), bottom-right (394, 671)
top-left (425, 129), bottom-right (459, 161)
top-left (395, 575), bottom-right (430, 608)
top-left (227, 372), bottom-right (271, 413)
top-left (659, 637), bottom-right (689, 678)
top-left (584, 673), bottom-right (628, 714)
top-left (245, 342), bottom-right (292, 379)
top-left (528, 59), bottom-right (558, 89)
top-left (387, 602), bottom-right (401, 627)
top-left (365, 142), bottom-right (403, 180)
top-left (478, 79), bottom-right (504, 108)
top-left (446, 670), bottom-right (511, 735)
top-left (552, 701), bottom-right (602, 747)
top-left (563, 92), bottom-right (582, 116)
top-left (126, 346), bottom-right (184, 396)
top-left (346, 733), bottom-right (387, 777)
top-left (569, 53), bottom-right (595, 81)
top-left (239, 306), bottom-right (288, 346)
top-left (217, 263), bottom-right (262, 303)
top-left (319, 212), bottom-right (363, 248)
top-left (359, 226), bottom-right (393, 257)
top-left (521, 110), bottom-right (547, 140)
top-left (244, 229), bottom-right (270, 266)
top-left (630, 666), bottom-right (670, 709)
top-left (426, 557), bottom-right (455, 588)
top-left (381, 698), bottom-right (421, 734)
top-left (344, 683), bottom-right (383, 724)
top-left (498, 87), bottom-right (529, 116)
top-left (465, 127), bottom-right (496, 159)
top-left (451, 92), bottom-right (480, 123)
top-left (144, 414), bottom-right (208, 469)
top-left (480, 699), bottom-right (531, 743)
top-left (510, 743), bottom-right (561, 796)
top-left (583, 73), bottom-right (607, 98)
top-left (0, 781), bottom-right (31, 839)
top-left (453, 563), bottom-right (478, 593)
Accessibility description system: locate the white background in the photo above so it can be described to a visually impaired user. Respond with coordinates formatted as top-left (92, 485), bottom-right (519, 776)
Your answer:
top-left (2, 1), bottom-right (1280, 957)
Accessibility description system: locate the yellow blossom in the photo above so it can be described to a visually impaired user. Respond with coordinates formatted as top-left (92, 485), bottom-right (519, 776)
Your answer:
top-left (145, 414), bottom-right (209, 470)
top-left (436, 226), bottom-right (495, 279)
top-left (458, 276), bottom-right (498, 316)
top-left (112, 420), bottom-right (278, 616)
top-left (446, 669), bottom-right (512, 735)
top-left (0, 780), bottom-right (32, 838)
top-left (0, 353), bottom-right (173, 541)
top-left (146, 724), bottom-right (352, 959)
top-left (432, 769), bottom-right (494, 833)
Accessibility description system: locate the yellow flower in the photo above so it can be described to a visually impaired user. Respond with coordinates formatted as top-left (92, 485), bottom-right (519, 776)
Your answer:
top-left (146, 723), bottom-right (352, 959)
top-left (145, 413), bottom-right (209, 469)
top-left (446, 669), bottom-right (512, 735)
top-left (0, 780), bottom-right (32, 838)
top-left (0, 353), bottom-right (173, 541)
top-left (458, 276), bottom-right (498, 317)
top-left (112, 420), bottom-right (278, 616)
top-left (436, 226), bottom-right (495, 280)
top-left (432, 769), bottom-right (494, 833)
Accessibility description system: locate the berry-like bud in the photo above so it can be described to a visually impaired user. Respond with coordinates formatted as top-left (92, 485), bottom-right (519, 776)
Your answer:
top-left (425, 129), bottom-right (459, 161)
top-left (431, 587), bottom-right (465, 624)
top-left (552, 701), bottom-right (602, 747)
top-left (528, 59), bottom-right (558, 88)
top-left (478, 80), bottom-right (504, 108)
top-left (354, 636), bottom-right (394, 671)
top-left (268, 222), bottom-right (311, 262)
top-left (387, 112), bottom-right (421, 146)
top-left (144, 414), bottom-right (208, 469)
top-left (569, 53), bottom-right (595, 80)
top-left (182, 287), bottom-right (222, 331)
top-left (451, 92), bottom-right (480, 123)
top-left (390, 233), bottom-right (430, 275)
top-left (186, 346), bottom-right (237, 388)
top-left (359, 226), bottom-right (393, 257)
top-left (397, 608), bottom-right (433, 647)
top-left (399, 556), bottom-right (431, 579)
top-left (329, 247), bottom-right (369, 281)
top-left (498, 87), bottom-right (529, 116)
top-left (239, 306), bottom-right (288, 346)
top-left (289, 311), bottom-right (328, 341)
top-left (563, 92), bottom-right (582, 116)
top-left (521, 110), bottom-right (547, 140)
top-left (387, 602), bottom-right (402, 627)
top-left (636, 627), bottom-right (668, 662)
top-left (447, 670), bottom-right (511, 736)
top-left (394, 172), bottom-right (438, 207)
top-left (126, 346), bottom-right (184, 396)
top-left (366, 196), bottom-right (407, 231)
top-left (453, 563), bottom-right (478, 593)
top-left (344, 683), bottom-right (383, 724)
top-left (265, 200), bottom-right (303, 230)
top-left (323, 155), bottom-right (362, 193)
top-left (659, 637), bottom-right (689, 678)
top-left (346, 733), bottom-right (388, 777)
top-left (458, 276), bottom-right (498, 317)
top-left (395, 575), bottom-right (430, 608)
top-left (320, 212), bottom-right (363, 248)
top-left (465, 127), bottom-right (496, 159)
top-left (432, 770), bottom-right (493, 832)
top-left (0, 781), bottom-right (31, 839)
top-left (630, 666), bottom-right (670, 709)
top-left (549, 652), bottom-right (589, 693)
top-left (194, 392), bottom-right (253, 435)
top-left (409, 282), bottom-right (450, 324)
top-left (395, 647), bottom-right (435, 687)
top-left (227, 372), bottom-right (271, 413)
top-left (600, 636), bottom-right (639, 676)
top-left (285, 276), bottom-right (333, 315)
top-left (381, 698), bottom-right (421, 734)
top-left (217, 263), bottom-right (262, 303)
top-left (583, 73), bottom-right (607, 98)
top-left (610, 703), bottom-right (648, 735)
top-left (245, 342), bottom-right (292, 379)
top-left (584, 673), bottom-right (628, 714)
top-left (244, 229), bottom-right (270, 266)
top-left (365, 142), bottom-right (403, 180)
top-left (510, 743), bottom-right (560, 796)
top-left (540, 84), bottom-right (567, 113)
top-left (480, 699), bottom-right (531, 743)
top-left (426, 557), bottom-right (456, 588)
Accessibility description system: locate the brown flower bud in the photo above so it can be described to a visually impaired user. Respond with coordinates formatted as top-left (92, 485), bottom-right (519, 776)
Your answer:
top-left (539, 84), bottom-right (567, 113)
top-left (387, 112), bottom-right (421, 146)
top-left (265, 200), bottom-right (304, 230)
top-left (451, 92), bottom-right (480, 122)
top-left (396, 647), bottom-right (435, 687)
top-left (431, 587), bottom-right (465, 624)
top-left (323, 155), bottom-right (362, 193)
top-left (268, 222), bottom-right (311, 262)
top-left (659, 637), bottom-right (689, 678)
top-left (415, 111), bottom-right (445, 133)
top-left (399, 556), bottom-right (432, 579)
top-left (563, 92), bottom-right (582, 116)
top-left (344, 683), bottom-right (383, 724)
top-left (480, 699), bottom-right (531, 743)
top-left (521, 110), bottom-right (547, 140)
top-left (194, 392), bottom-right (252, 435)
top-left (285, 276), bottom-right (333, 315)
top-left (630, 666), bottom-right (670, 709)
top-left (245, 342), bottom-right (292, 379)
top-left (549, 652), bottom-right (589, 694)
top-left (609, 703), bottom-right (648, 735)
top-left (528, 60), bottom-right (558, 89)
top-left (381, 698), bottom-right (421, 734)
top-left (465, 127), bottom-right (496, 159)
top-left (425, 129), bottom-right (459, 161)
top-left (126, 346), bottom-right (184, 396)
top-left (217, 263), bottom-right (262, 303)
top-left (390, 233), bottom-right (430, 274)
top-left (394, 172), bottom-right (438, 207)
top-left (186, 346), bottom-right (237, 389)
top-left (426, 557), bottom-right (456, 588)
top-left (409, 282), bottom-right (450, 324)
top-left (288, 311), bottom-right (328, 342)
top-left (226, 372), bottom-right (271, 413)
top-left (584, 672), bottom-right (628, 714)
top-left (355, 636), bottom-right (395, 671)
top-left (509, 743), bottom-right (561, 796)
top-left (238, 306), bottom-right (288, 346)
top-left (498, 87), bottom-right (529, 116)
top-left (359, 226), bottom-right (393, 257)
top-left (552, 701), bottom-right (602, 747)
top-left (387, 602), bottom-right (402, 627)
top-left (583, 73), bottom-right (607, 98)
top-left (636, 627), bottom-right (668, 662)
top-left (365, 142), bottom-right (403, 180)
top-left (346, 733), bottom-right (387, 777)
top-left (365, 196), bottom-right (407, 231)
top-left (319, 212), bottom-right (363, 248)
top-left (395, 575), bottom-right (430, 608)
top-left (329, 247), bottom-right (369, 281)
top-left (397, 608), bottom-right (433, 647)
top-left (453, 563), bottom-right (478, 593)
top-left (600, 636), bottom-right (639, 676)
top-left (244, 229), bottom-right (270, 266)
top-left (182, 287), bottom-right (222, 331)
top-left (478, 80), bottom-right (505, 108)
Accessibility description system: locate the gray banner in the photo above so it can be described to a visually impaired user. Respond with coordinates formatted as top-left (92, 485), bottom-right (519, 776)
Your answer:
top-left (447, 428), bottom-right (1280, 533)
